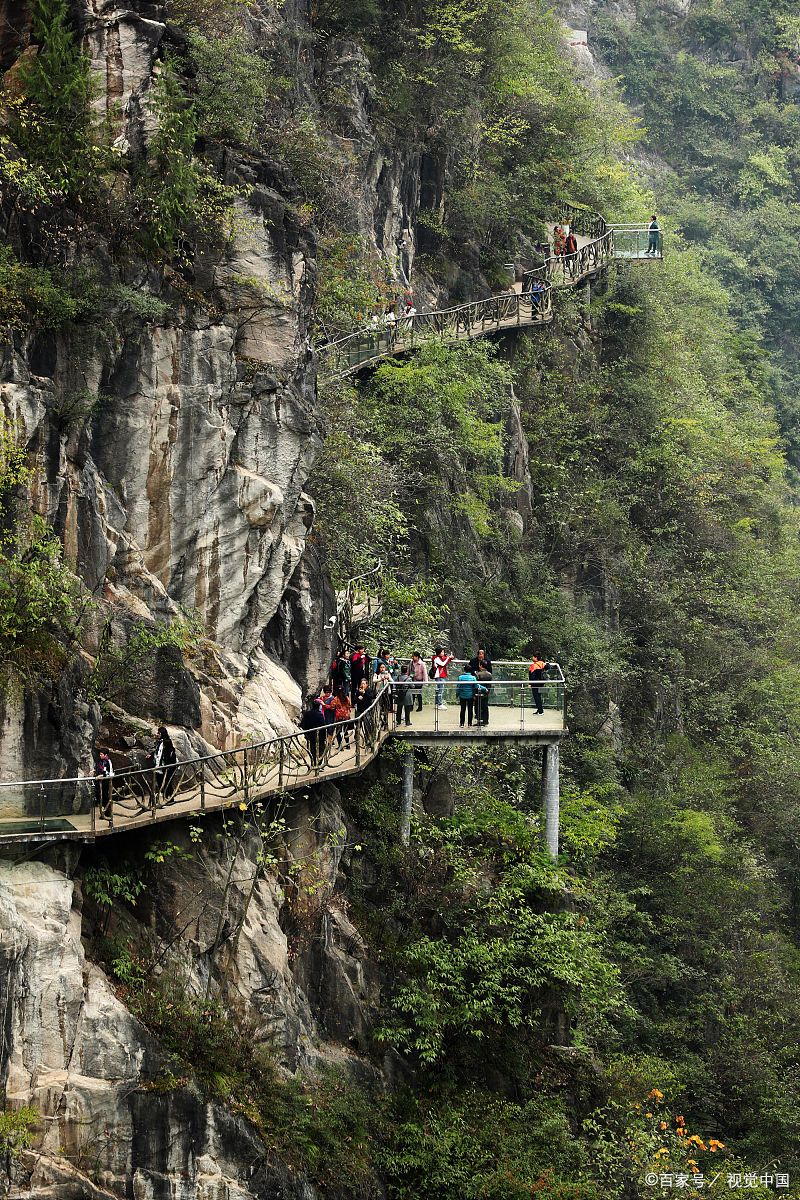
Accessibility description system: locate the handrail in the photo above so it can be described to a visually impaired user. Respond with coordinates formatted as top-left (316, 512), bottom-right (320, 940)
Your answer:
top-left (0, 668), bottom-right (567, 841)
top-left (318, 288), bottom-right (553, 377)
top-left (316, 201), bottom-right (660, 377)
top-left (0, 663), bottom-right (564, 790)
top-left (336, 559), bottom-right (384, 642)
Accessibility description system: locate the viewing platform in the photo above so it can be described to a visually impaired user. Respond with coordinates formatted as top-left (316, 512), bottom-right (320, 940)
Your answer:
top-left (0, 664), bottom-right (566, 849)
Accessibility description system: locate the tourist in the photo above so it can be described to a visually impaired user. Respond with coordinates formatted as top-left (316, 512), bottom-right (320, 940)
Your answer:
top-left (410, 651), bottom-right (429, 711)
top-left (332, 688), bottom-right (352, 748)
top-left (455, 668), bottom-right (479, 727)
top-left (647, 214), bottom-right (661, 255)
top-left (564, 230), bottom-right (578, 276)
top-left (474, 661), bottom-right (493, 726)
top-left (394, 663), bottom-right (414, 726)
top-left (300, 697), bottom-right (327, 766)
top-left (372, 646), bottom-right (390, 680)
top-left (431, 646), bottom-right (454, 708)
top-left (315, 684), bottom-right (336, 742)
top-left (528, 656), bottom-right (551, 715)
top-left (150, 726), bottom-right (178, 802)
top-left (351, 644), bottom-right (368, 701)
top-left (355, 677), bottom-right (376, 716)
top-left (332, 648), bottom-right (351, 695)
top-left (94, 750), bottom-right (114, 820)
top-left (553, 225), bottom-right (566, 256)
top-left (468, 648), bottom-right (493, 674)
top-left (373, 662), bottom-right (392, 728)
top-left (527, 278), bottom-right (546, 311)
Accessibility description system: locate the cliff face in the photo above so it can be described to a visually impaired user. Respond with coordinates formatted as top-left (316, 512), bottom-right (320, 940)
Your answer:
top-left (0, 781), bottom-right (383, 1200)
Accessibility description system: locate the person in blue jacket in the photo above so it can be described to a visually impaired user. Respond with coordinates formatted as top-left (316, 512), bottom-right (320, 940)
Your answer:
top-left (455, 669), bottom-right (484, 728)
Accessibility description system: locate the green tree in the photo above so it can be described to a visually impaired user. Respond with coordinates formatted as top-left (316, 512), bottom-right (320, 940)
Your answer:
top-left (14, 0), bottom-right (96, 187)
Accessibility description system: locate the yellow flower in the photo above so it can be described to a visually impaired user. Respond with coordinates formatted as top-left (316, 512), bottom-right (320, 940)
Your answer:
top-left (645, 1112), bottom-right (653, 1119)
top-left (708, 1140), bottom-right (726, 1151)
top-left (239, 802), bottom-right (247, 811)
top-left (647, 1089), bottom-right (665, 1102)
top-left (659, 1122), bottom-right (668, 1131)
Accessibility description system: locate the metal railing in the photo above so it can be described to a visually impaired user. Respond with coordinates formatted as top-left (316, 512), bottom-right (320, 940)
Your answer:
top-left (335, 560), bottom-right (383, 643)
top-left (608, 224), bottom-right (664, 259)
top-left (0, 663), bottom-right (566, 840)
top-left (318, 288), bottom-right (553, 377)
top-left (316, 202), bottom-right (661, 377)
top-left (388, 673), bottom-right (566, 735)
top-left (0, 691), bottom-right (390, 838)
top-left (560, 201), bottom-right (608, 241)
top-left (522, 229), bottom-right (614, 294)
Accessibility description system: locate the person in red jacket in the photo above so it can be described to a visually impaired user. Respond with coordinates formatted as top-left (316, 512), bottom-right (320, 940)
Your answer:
top-left (432, 646), bottom-right (454, 708)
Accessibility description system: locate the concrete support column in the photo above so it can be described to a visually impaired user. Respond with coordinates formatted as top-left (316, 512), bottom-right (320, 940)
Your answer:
top-left (400, 744), bottom-right (414, 846)
top-left (542, 742), bottom-right (560, 859)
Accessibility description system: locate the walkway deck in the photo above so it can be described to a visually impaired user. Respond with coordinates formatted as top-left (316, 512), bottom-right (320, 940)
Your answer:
top-left (0, 673), bottom-right (565, 845)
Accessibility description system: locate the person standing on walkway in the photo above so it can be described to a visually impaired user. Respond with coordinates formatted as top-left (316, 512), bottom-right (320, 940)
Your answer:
top-left (553, 225), bottom-right (566, 256)
top-left (468, 648), bottom-right (493, 674)
top-left (332, 649), bottom-right (352, 695)
top-left (373, 662), bottom-right (392, 728)
top-left (474, 663), bottom-right (492, 726)
top-left (527, 278), bottom-right (546, 312)
top-left (332, 688), bottom-right (352, 748)
top-left (456, 669), bottom-right (478, 727)
top-left (300, 697), bottom-right (327, 766)
top-left (355, 677), bottom-right (376, 716)
top-left (94, 750), bottom-right (114, 820)
top-left (647, 215), bottom-right (661, 255)
top-left (354, 677), bottom-right (379, 742)
top-left (394, 664), bottom-right (414, 726)
top-left (528, 656), bottom-right (551, 715)
top-left (351, 645), bottom-right (368, 701)
top-left (564, 230), bottom-right (578, 276)
top-left (432, 646), bottom-right (454, 708)
top-left (151, 726), bottom-right (178, 803)
top-left (410, 651), bottom-right (428, 711)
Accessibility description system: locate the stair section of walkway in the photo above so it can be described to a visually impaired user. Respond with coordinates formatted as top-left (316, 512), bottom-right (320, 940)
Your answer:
top-left (0, 669), bottom-right (565, 845)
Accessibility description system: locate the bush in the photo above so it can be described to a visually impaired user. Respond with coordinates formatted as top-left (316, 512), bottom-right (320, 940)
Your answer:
top-left (187, 31), bottom-right (272, 146)
top-left (12, 0), bottom-right (96, 188)
top-left (132, 61), bottom-right (241, 258)
top-left (0, 422), bottom-right (80, 683)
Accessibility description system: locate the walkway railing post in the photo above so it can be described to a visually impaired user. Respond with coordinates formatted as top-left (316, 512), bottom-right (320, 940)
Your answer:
top-left (278, 742), bottom-right (284, 788)
top-left (243, 748), bottom-right (249, 804)
top-left (200, 767), bottom-right (205, 811)
top-left (542, 743), bottom-right (560, 859)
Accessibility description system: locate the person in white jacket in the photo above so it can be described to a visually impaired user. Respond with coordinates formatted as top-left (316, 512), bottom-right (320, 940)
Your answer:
top-left (410, 651), bottom-right (429, 712)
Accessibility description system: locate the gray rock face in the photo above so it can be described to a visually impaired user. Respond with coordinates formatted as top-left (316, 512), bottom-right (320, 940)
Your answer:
top-left (0, 786), bottom-right (378, 1199)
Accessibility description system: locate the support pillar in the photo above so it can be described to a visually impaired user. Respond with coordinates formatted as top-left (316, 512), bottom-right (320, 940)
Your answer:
top-left (400, 744), bottom-right (414, 846)
top-left (542, 742), bottom-right (560, 859)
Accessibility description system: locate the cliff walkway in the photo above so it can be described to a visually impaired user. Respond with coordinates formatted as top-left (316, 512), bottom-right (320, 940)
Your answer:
top-left (0, 663), bottom-right (565, 847)
top-left (318, 204), bottom-right (662, 378)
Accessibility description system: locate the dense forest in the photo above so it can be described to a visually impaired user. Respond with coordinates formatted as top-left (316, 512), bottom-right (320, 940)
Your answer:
top-left (1, 0), bottom-right (800, 1197)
